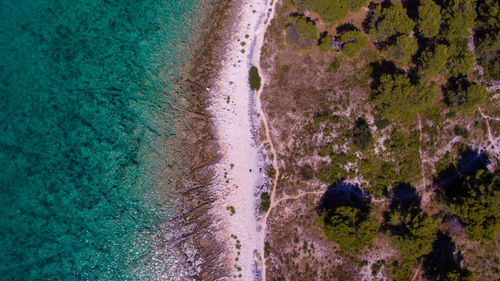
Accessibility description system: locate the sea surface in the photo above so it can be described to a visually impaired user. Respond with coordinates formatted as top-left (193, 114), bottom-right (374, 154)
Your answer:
top-left (0, 0), bottom-right (215, 279)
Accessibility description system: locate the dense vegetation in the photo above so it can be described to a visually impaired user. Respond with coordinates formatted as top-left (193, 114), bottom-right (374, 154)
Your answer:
top-left (270, 0), bottom-right (499, 279)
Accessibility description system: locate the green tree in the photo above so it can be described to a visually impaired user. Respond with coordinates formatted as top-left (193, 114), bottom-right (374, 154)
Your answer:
top-left (418, 0), bottom-right (442, 37)
top-left (476, 0), bottom-right (500, 30)
top-left (375, 73), bottom-right (434, 122)
top-left (385, 35), bottom-right (418, 66)
top-left (371, 3), bottom-right (415, 42)
top-left (442, 0), bottom-right (476, 41)
top-left (476, 31), bottom-right (500, 81)
top-left (341, 30), bottom-right (368, 58)
top-left (419, 44), bottom-right (449, 79)
top-left (445, 40), bottom-right (475, 77)
top-left (287, 15), bottom-right (318, 48)
top-left (444, 77), bottom-right (487, 114)
top-left (319, 205), bottom-right (379, 251)
top-left (296, 17), bottom-right (318, 41)
top-left (447, 169), bottom-right (500, 241)
top-left (319, 36), bottom-right (332, 53)
top-left (388, 197), bottom-right (438, 281)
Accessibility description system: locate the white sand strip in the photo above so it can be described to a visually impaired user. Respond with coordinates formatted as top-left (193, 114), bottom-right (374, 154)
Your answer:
top-left (207, 0), bottom-right (277, 280)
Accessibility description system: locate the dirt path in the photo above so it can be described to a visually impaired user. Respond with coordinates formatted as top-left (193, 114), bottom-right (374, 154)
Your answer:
top-left (478, 107), bottom-right (500, 157)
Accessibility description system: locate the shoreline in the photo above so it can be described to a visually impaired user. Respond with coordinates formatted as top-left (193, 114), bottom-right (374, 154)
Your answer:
top-left (168, 0), bottom-right (278, 278)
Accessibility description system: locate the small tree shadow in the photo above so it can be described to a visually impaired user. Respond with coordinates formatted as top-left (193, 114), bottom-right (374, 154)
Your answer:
top-left (382, 183), bottom-right (422, 234)
top-left (316, 180), bottom-right (370, 215)
top-left (336, 23), bottom-right (359, 35)
top-left (401, 0), bottom-right (420, 20)
top-left (433, 147), bottom-right (489, 200)
top-left (423, 232), bottom-right (472, 280)
top-left (369, 60), bottom-right (398, 90)
top-left (389, 183), bottom-right (421, 213)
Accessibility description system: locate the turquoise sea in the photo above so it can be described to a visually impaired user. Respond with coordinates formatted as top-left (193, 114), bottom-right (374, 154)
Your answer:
top-left (0, 0), bottom-right (215, 279)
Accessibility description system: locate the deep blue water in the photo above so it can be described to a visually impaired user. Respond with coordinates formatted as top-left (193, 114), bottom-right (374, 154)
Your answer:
top-left (0, 0), bottom-right (212, 279)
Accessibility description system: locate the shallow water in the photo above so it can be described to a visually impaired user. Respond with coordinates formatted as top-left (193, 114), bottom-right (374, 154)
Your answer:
top-left (0, 0), bottom-right (214, 279)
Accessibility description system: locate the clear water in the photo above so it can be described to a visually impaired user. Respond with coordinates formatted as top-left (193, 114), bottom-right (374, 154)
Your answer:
top-left (0, 0), bottom-right (214, 279)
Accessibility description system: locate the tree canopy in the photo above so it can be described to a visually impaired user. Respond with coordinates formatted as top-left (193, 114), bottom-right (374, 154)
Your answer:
top-left (385, 35), bottom-right (418, 66)
top-left (419, 44), bottom-right (449, 79)
top-left (418, 0), bottom-right (442, 38)
top-left (287, 15), bottom-right (318, 48)
top-left (446, 169), bottom-right (500, 241)
top-left (375, 73), bottom-right (434, 122)
top-left (444, 77), bottom-right (487, 114)
top-left (370, 3), bottom-right (415, 42)
top-left (442, 0), bottom-right (476, 41)
top-left (445, 39), bottom-right (475, 77)
top-left (387, 187), bottom-right (438, 281)
top-left (319, 205), bottom-right (379, 251)
top-left (341, 30), bottom-right (368, 58)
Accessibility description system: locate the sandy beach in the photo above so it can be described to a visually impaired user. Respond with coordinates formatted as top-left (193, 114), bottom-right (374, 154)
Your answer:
top-left (206, 0), bottom-right (277, 279)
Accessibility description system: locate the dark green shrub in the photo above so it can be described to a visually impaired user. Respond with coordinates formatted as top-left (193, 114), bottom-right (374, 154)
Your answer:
top-left (374, 118), bottom-right (390, 130)
top-left (260, 192), bottom-right (271, 212)
top-left (353, 117), bottom-right (372, 149)
top-left (249, 66), bottom-right (261, 90)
